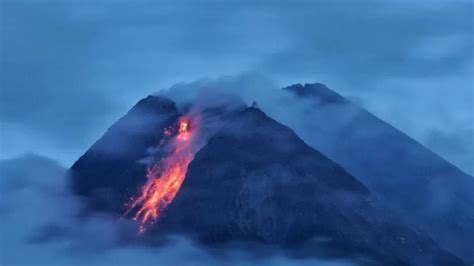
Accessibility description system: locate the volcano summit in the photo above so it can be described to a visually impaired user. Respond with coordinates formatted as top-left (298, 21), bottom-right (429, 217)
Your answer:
top-left (69, 82), bottom-right (472, 266)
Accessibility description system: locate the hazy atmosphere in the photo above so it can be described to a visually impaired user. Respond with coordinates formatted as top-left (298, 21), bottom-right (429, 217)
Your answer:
top-left (0, 1), bottom-right (473, 266)
top-left (1, 0), bottom-right (473, 174)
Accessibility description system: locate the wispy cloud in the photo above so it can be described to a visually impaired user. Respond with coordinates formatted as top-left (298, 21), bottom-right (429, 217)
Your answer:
top-left (0, 0), bottom-right (472, 172)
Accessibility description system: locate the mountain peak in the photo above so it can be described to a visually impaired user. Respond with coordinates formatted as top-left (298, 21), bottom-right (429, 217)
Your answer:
top-left (69, 89), bottom-right (466, 265)
top-left (132, 95), bottom-right (178, 115)
top-left (281, 81), bottom-right (474, 263)
top-left (283, 83), bottom-right (346, 105)
top-left (239, 105), bottom-right (269, 119)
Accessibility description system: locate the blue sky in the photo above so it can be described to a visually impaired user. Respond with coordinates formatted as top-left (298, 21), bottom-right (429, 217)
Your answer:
top-left (1, 0), bottom-right (473, 174)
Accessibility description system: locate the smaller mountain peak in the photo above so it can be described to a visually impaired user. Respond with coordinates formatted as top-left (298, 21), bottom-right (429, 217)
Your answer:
top-left (283, 82), bottom-right (346, 105)
top-left (251, 100), bottom-right (259, 108)
top-left (240, 104), bottom-right (268, 119)
top-left (133, 95), bottom-right (178, 115)
top-left (223, 105), bottom-right (275, 133)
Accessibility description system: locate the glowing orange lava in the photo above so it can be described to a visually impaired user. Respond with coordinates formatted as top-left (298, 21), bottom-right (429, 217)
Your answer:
top-left (124, 117), bottom-right (197, 234)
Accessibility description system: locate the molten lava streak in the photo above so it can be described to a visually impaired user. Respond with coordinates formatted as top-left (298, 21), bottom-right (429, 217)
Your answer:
top-left (124, 117), bottom-right (196, 234)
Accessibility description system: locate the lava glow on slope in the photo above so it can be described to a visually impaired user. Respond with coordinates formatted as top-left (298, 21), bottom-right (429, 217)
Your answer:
top-left (124, 117), bottom-right (197, 234)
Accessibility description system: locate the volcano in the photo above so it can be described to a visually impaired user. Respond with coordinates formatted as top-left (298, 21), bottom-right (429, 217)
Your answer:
top-left (281, 83), bottom-right (474, 263)
top-left (70, 87), bottom-right (467, 265)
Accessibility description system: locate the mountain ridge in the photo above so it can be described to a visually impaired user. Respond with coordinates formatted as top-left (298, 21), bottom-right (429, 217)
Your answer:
top-left (69, 93), bottom-right (464, 265)
top-left (282, 82), bottom-right (474, 263)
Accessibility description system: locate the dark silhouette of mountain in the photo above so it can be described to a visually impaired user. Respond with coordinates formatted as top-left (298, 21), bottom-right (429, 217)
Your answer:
top-left (159, 107), bottom-right (462, 265)
top-left (70, 96), bottom-right (180, 213)
top-left (70, 95), bottom-right (464, 265)
top-left (283, 83), bottom-right (474, 263)
top-left (285, 83), bottom-right (346, 105)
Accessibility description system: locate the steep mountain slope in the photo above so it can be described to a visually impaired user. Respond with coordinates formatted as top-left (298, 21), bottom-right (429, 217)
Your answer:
top-left (158, 107), bottom-right (462, 265)
top-left (70, 95), bottom-right (463, 265)
top-left (70, 96), bottom-right (180, 213)
top-left (282, 83), bottom-right (474, 263)
top-left (70, 94), bottom-right (246, 214)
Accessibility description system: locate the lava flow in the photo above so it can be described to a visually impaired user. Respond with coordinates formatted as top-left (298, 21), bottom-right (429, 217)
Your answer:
top-left (124, 117), bottom-right (197, 234)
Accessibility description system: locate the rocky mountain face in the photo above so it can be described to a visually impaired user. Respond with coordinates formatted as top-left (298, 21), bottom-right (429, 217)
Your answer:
top-left (70, 96), bottom-right (180, 213)
top-left (69, 92), bottom-right (467, 265)
top-left (282, 83), bottom-right (474, 263)
top-left (158, 107), bottom-right (462, 265)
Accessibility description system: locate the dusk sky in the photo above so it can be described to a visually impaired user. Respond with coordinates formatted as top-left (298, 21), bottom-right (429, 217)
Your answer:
top-left (1, 0), bottom-right (473, 174)
top-left (1, 2), bottom-right (474, 266)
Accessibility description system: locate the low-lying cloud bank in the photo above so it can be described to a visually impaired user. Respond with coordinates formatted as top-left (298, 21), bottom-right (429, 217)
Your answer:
top-left (0, 154), bottom-right (356, 266)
